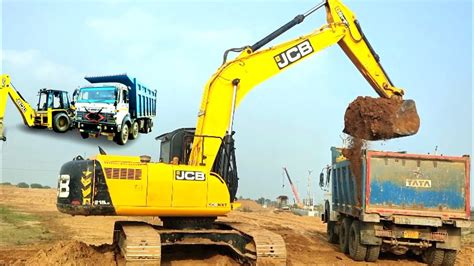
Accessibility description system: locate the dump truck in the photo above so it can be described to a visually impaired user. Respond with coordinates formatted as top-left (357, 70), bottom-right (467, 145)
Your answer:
top-left (320, 147), bottom-right (470, 265)
top-left (74, 74), bottom-right (157, 145)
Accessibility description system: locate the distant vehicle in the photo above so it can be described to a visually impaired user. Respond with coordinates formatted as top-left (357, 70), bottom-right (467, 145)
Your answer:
top-left (282, 167), bottom-right (303, 208)
top-left (74, 74), bottom-right (157, 145)
top-left (320, 147), bottom-right (471, 265)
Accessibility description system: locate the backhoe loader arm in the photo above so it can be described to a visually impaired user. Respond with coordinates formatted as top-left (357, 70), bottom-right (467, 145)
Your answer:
top-left (0, 74), bottom-right (37, 140)
top-left (187, 0), bottom-right (410, 167)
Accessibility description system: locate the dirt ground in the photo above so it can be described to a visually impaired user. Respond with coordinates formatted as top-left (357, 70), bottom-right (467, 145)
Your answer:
top-left (1, 185), bottom-right (473, 265)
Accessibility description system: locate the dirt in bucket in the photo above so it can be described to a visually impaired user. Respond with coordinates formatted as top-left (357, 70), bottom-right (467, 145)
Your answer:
top-left (343, 96), bottom-right (420, 141)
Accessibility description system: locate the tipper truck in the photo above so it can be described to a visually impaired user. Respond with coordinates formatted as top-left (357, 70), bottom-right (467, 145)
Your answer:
top-left (74, 74), bottom-right (157, 145)
top-left (320, 147), bottom-right (470, 265)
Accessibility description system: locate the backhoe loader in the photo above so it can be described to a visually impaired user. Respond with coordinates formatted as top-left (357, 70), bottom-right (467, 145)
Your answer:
top-left (56, 0), bottom-right (420, 264)
top-left (0, 75), bottom-right (74, 140)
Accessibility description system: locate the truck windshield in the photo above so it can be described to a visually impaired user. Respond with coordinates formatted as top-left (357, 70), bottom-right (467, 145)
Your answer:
top-left (77, 86), bottom-right (117, 104)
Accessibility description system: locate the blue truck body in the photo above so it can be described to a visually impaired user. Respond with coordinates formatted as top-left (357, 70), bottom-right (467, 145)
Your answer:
top-left (84, 74), bottom-right (157, 119)
top-left (321, 147), bottom-right (470, 263)
top-left (329, 147), bottom-right (469, 219)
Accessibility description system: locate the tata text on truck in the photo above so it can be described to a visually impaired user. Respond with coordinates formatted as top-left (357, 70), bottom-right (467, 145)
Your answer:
top-left (320, 147), bottom-right (470, 265)
top-left (74, 74), bottom-right (157, 145)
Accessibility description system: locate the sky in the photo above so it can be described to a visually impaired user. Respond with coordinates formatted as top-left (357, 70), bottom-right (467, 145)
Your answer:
top-left (1, 0), bottom-right (472, 205)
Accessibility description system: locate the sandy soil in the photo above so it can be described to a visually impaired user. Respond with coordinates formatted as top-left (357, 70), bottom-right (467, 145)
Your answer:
top-left (1, 185), bottom-right (473, 265)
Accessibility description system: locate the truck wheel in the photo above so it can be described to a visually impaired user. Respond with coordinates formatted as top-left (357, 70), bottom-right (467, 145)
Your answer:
top-left (442, 250), bottom-right (457, 266)
top-left (365, 245), bottom-right (380, 262)
top-left (327, 221), bottom-right (338, 244)
top-left (115, 123), bottom-right (129, 145)
top-left (348, 220), bottom-right (367, 261)
top-left (52, 113), bottom-right (70, 133)
top-left (129, 121), bottom-right (139, 140)
top-left (80, 132), bottom-right (89, 139)
top-left (339, 217), bottom-right (351, 254)
top-left (423, 248), bottom-right (445, 265)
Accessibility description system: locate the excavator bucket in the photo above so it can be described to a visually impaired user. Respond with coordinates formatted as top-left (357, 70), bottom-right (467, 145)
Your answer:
top-left (343, 96), bottom-right (420, 141)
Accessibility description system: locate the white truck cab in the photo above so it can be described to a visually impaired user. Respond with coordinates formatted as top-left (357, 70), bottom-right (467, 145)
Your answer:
top-left (73, 74), bottom-right (156, 145)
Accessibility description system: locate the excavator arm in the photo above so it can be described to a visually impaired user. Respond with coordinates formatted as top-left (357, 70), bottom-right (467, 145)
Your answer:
top-left (189, 0), bottom-right (418, 167)
top-left (0, 74), bottom-right (37, 140)
top-left (325, 0), bottom-right (403, 98)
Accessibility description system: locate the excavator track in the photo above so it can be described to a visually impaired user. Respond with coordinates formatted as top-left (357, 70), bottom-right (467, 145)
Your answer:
top-left (113, 220), bottom-right (286, 265)
top-left (114, 222), bottom-right (161, 264)
top-left (227, 222), bottom-right (287, 265)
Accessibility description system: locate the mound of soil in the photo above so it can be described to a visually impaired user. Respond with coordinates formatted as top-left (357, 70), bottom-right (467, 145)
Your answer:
top-left (24, 241), bottom-right (116, 266)
top-left (343, 96), bottom-right (420, 140)
top-left (236, 200), bottom-right (266, 212)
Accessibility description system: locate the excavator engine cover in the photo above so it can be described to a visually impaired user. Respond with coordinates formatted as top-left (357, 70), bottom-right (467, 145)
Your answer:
top-left (343, 96), bottom-right (420, 140)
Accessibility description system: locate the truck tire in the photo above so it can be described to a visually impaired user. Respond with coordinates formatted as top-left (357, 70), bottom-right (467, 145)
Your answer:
top-left (365, 245), bottom-right (380, 262)
top-left (442, 250), bottom-right (457, 266)
top-left (80, 132), bottom-right (89, 139)
top-left (323, 201), bottom-right (330, 223)
top-left (339, 217), bottom-right (351, 254)
top-left (423, 248), bottom-right (445, 265)
top-left (52, 113), bottom-right (70, 133)
top-left (348, 220), bottom-right (367, 261)
top-left (115, 123), bottom-right (129, 145)
top-left (129, 121), bottom-right (139, 140)
top-left (327, 221), bottom-right (338, 244)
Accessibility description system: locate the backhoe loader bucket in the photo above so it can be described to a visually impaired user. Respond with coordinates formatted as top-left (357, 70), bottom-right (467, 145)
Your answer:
top-left (343, 96), bottom-right (420, 141)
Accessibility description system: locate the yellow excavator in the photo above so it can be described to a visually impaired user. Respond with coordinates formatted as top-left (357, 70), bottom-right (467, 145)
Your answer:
top-left (56, 0), bottom-right (420, 264)
top-left (0, 75), bottom-right (74, 141)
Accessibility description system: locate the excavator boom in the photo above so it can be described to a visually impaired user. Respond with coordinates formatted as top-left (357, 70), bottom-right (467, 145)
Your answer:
top-left (189, 0), bottom-right (419, 167)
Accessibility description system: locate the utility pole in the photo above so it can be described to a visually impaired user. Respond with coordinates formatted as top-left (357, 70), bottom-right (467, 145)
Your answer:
top-left (307, 170), bottom-right (313, 207)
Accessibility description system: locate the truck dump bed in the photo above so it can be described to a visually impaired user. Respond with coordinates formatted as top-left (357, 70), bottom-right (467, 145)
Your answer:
top-left (85, 74), bottom-right (157, 119)
top-left (331, 147), bottom-right (470, 221)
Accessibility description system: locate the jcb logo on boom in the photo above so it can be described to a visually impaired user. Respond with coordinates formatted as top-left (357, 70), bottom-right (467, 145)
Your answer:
top-left (274, 40), bottom-right (314, 69)
top-left (15, 99), bottom-right (27, 113)
top-left (175, 171), bottom-right (206, 181)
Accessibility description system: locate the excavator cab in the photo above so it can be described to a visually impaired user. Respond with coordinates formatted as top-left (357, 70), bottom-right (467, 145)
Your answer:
top-left (156, 128), bottom-right (195, 164)
top-left (157, 128), bottom-right (239, 201)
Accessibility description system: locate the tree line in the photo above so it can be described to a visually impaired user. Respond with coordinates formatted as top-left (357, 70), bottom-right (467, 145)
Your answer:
top-left (1, 182), bottom-right (51, 189)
